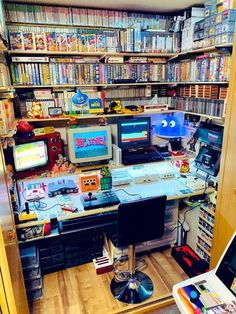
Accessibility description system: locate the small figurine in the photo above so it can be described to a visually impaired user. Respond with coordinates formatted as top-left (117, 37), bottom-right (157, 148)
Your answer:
top-left (98, 117), bottom-right (107, 126)
top-left (180, 160), bottom-right (190, 173)
top-left (27, 102), bottom-right (43, 119)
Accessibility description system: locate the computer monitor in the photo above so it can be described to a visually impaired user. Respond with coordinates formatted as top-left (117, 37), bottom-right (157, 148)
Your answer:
top-left (117, 117), bottom-right (151, 149)
top-left (193, 122), bottom-right (224, 148)
top-left (8, 132), bottom-right (63, 179)
top-left (67, 126), bottom-right (112, 164)
top-left (13, 140), bottom-right (49, 172)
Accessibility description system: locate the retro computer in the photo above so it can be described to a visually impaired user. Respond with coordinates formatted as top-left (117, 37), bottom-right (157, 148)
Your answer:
top-left (67, 126), bottom-right (112, 165)
top-left (117, 117), bottom-right (163, 165)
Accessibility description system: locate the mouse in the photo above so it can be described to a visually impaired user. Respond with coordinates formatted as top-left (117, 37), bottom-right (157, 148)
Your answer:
top-left (180, 174), bottom-right (187, 178)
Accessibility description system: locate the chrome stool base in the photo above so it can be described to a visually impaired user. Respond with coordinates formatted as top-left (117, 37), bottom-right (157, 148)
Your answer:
top-left (110, 270), bottom-right (153, 304)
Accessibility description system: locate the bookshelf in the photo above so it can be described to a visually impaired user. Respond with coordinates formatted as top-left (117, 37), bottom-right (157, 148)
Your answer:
top-left (2, 1), bottom-right (234, 127)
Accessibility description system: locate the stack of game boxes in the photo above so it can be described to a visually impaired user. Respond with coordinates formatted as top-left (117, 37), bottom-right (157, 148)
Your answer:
top-left (181, 7), bottom-right (205, 52)
top-left (193, 0), bottom-right (236, 49)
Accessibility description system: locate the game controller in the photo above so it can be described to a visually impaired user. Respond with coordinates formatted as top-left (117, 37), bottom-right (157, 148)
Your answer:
top-left (48, 179), bottom-right (78, 197)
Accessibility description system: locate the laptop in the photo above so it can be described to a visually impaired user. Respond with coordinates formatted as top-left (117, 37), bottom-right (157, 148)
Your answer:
top-left (117, 117), bottom-right (163, 165)
top-left (173, 231), bottom-right (236, 313)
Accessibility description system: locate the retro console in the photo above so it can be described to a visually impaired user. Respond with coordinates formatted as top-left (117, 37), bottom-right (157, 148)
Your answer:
top-left (112, 170), bottom-right (132, 186)
top-left (25, 187), bottom-right (45, 201)
top-left (155, 165), bottom-right (176, 179)
top-left (127, 167), bottom-right (159, 184)
top-left (48, 180), bottom-right (78, 197)
top-left (78, 173), bottom-right (100, 192)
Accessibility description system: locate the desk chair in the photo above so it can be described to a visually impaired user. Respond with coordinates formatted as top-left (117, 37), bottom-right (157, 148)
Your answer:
top-left (110, 195), bottom-right (167, 304)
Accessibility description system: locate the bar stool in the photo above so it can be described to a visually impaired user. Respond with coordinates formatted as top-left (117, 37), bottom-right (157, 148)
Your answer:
top-left (110, 195), bottom-right (167, 304)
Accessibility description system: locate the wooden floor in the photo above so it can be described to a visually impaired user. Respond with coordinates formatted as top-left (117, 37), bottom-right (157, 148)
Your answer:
top-left (31, 249), bottom-right (187, 314)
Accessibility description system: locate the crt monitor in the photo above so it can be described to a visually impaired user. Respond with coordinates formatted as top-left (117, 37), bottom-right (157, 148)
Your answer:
top-left (118, 117), bottom-right (151, 149)
top-left (13, 140), bottom-right (49, 172)
top-left (67, 126), bottom-right (112, 164)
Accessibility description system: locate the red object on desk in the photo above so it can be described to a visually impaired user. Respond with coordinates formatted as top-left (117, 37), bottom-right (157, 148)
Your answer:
top-left (169, 151), bottom-right (185, 156)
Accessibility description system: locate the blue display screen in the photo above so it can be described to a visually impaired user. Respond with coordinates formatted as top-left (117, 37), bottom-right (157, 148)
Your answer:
top-left (118, 117), bottom-right (150, 148)
top-left (194, 122), bottom-right (224, 147)
top-left (73, 130), bottom-right (108, 159)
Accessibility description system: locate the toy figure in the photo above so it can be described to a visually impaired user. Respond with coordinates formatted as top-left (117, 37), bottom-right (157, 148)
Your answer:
top-left (27, 102), bottom-right (43, 119)
top-left (99, 117), bottom-right (107, 126)
top-left (154, 114), bottom-right (185, 137)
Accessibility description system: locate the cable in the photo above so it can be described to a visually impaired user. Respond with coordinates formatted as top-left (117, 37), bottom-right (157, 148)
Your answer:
top-left (113, 188), bottom-right (142, 199)
top-left (165, 201), bottom-right (205, 233)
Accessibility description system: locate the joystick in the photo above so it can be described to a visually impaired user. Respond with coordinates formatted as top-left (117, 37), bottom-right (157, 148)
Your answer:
top-left (83, 192), bottom-right (97, 202)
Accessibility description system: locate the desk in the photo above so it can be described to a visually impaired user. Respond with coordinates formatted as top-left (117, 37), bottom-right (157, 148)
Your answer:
top-left (16, 162), bottom-right (214, 274)
top-left (16, 162), bottom-right (213, 228)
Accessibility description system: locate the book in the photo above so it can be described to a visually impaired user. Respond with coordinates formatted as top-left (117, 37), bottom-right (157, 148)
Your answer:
top-left (66, 33), bottom-right (77, 52)
top-left (77, 34), bottom-right (86, 52)
top-left (89, 98), bottom-right (104, 113)
top-left (96, 34), bottom-right (106, 52)
top-left (46, 32), bottom-right (56, 52)
top-left (35, 33), bottom-right (47, 51)
top-left (56, 33), bottom-right (67, 52)
top-left (22, 32), bottom-right (35, 51)
top-left (86, 34), bottom-right (96, 52)
top-left (9, 31), bottom-right (24, 50)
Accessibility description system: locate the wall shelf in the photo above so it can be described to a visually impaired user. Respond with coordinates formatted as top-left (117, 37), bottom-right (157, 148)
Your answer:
top-left (196, 242), bottom-right (211, 256)
top-left (9, 50), bottom-right (176, 58)
top-left (12, 81), bottom-right (229, 89)
top-left (6, 21), bottom-right (124, 30)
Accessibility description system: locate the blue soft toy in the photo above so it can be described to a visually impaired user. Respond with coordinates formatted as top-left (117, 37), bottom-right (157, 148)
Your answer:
top-left (154, 114), bottom-right (185, 137)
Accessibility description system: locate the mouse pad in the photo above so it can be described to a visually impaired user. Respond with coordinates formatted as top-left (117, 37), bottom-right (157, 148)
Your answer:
top-left (177, 285), bottom-right (206, 313)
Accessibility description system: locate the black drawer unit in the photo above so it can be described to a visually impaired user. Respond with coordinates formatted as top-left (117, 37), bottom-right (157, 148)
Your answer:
top-left (39, 238), bottom-right (65, 275)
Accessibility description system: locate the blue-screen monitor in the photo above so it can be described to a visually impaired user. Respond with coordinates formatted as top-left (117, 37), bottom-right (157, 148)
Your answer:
top-left (118, 117), bottom-right (151, 149)
top-left (193, 122), bottom-right (224, 148)
top-left (67, 126), bottom-right (112, 164)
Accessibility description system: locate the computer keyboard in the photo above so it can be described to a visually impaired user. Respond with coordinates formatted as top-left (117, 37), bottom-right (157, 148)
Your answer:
top-left (122, 149), bottom-right (164, 165)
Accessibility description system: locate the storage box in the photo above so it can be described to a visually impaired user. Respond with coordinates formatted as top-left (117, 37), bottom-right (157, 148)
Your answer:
top-left (215, 23), bottom-right (223, 34)
top-left (204, 27), bottom-right (210, 38)
top-left (221, 32), bottom-right (234, 43)
top-left (194, 30), bottom-right (204, 41)
top-left (194, 19), bottom-right (205, 31)
top-left (23, 266), bottom-right (41, 280)
top-left (222, 9), bottom-right (236, 22)
top-left (27, 287), bottom-right (43, 302)
top-left (222, 21), bottom-right (235, 32)
top-left (216, 12), bottom-right (223, 24)
top-left (192, 39), bottom-right (204, 49)
top-left (209, 14), bottom-right (216, 25)
top-left (25, 277), bottom-right (42, 290)
top-left (20, 246), bottom-right (38, 269)
top-left (215, 34), bottom-right (222, 44)
top-left (204, 17), bottom-right (211, 28)
top-left (171, 244), bottom-right (209, 277)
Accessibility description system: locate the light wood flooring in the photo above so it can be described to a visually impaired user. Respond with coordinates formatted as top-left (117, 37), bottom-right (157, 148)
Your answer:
top-left (31, 249), bottom-right (187, 314)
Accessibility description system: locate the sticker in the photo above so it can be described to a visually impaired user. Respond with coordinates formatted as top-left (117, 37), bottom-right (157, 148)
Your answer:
top-left (179, 189), bottom-right (193, 194)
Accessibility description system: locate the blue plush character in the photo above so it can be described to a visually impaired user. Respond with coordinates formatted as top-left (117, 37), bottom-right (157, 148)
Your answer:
top-left (155, 114), bottom-right (185, 137)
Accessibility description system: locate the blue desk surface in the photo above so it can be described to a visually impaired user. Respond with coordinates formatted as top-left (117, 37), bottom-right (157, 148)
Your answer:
top-left (16, 163), bottom-right (213, 227)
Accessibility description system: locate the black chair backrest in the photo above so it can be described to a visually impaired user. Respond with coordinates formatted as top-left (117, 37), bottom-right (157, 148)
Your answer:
top-left (117, 195), bottom-right (167, 247)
